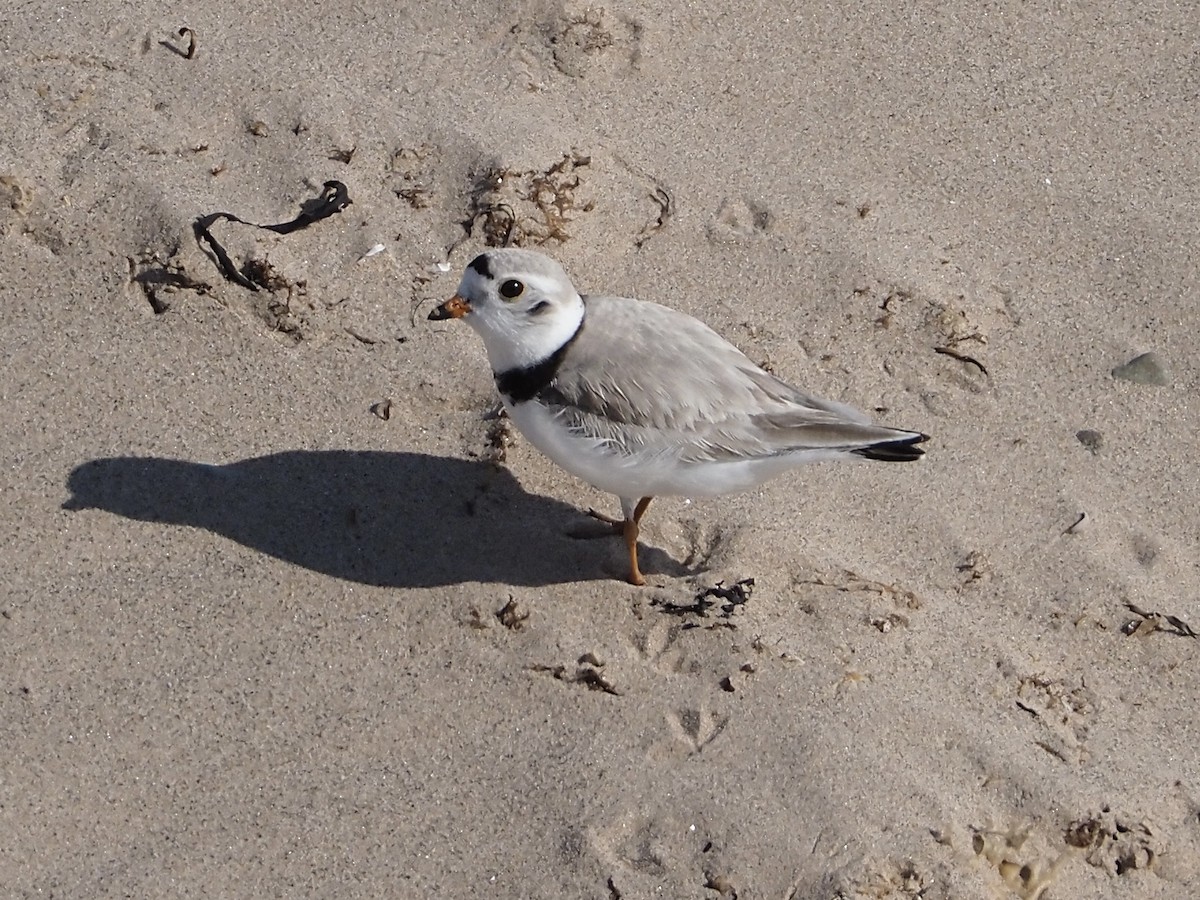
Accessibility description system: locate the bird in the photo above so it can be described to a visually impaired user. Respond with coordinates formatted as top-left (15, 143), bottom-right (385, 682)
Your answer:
top-left (429, 248), bottom-right (928, 585)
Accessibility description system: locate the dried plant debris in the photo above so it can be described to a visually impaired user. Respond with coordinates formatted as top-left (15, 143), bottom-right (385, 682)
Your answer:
top-left (652, 578), bottom-right (754, 625)
top-left (246, 270), bottom-right (309, 338)
top-left (528, 661), bottom-right (620, 695)
top-left (933, 345), bottom-right (988, 375)
top-left (866, 282), bottom-right (1003, 378)
top-left (1061, 512), bottom-right (1087, 535)
top-left (128, 251), bottom-right (211, 314)
top-left (484, 414), bottom-right (516, 465)
top-left (240, 257), bottom-right (291, 292)
top-left (795, 569), bottom-right (921, 610)
top-left (463, 152), bottom-right (594, 247)
top-left (389, 144), bottom-right (437, 209)
top-left (572, 667), bottom-right (620, 695)
top-left (194, 180), bottom-right (351, 290)
top-left (869, 612), bottom-right (909, 633)
top-left (955, 550), bottom-right (992, 586)
top-left (496, 597), bottom-right (530, 630)
top-left (161, 26), bottom-right (196, 59)
top-left (930, 300), bottom-right (988, 346)
top-left (1014, 674), bottom-right (1094, 753)
top-left (634, 186), bottom-right (672, 248)
top-left (696, 578), bottom-right (754, 610)
top-left (179, 28), bottom-right (197, 58)
top-left (1122, 602), bottom-right (1198, 638)
top-left (871, 287), bottom-right (915, 329)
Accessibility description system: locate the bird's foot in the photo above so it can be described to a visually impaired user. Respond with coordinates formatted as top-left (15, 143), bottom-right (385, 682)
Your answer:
top-left (566, 510), bottom-right (624, 540)
top-left (585, 507), bottom-right (626, 529)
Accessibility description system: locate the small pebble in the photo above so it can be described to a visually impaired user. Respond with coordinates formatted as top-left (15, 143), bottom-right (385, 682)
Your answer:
top-left (1112, 351), bottom-right (1168, 386)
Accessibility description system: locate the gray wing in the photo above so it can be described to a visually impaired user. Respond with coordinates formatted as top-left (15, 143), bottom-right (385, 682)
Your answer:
top-left (541, 295), bottom-right (918, 463)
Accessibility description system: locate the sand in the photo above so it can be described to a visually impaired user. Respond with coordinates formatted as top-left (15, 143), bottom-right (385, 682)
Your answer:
top-left (2, 2), bottom-right (1199, 897)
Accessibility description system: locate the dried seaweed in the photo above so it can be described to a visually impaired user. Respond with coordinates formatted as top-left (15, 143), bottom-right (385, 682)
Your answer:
top-left (194, 180), bottom-right (351, 290)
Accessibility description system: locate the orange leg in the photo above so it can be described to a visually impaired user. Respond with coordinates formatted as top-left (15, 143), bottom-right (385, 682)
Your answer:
top-left (622, 498), bottom-right (654, 586)
top-left (583, 498), bottom-right (654, 585)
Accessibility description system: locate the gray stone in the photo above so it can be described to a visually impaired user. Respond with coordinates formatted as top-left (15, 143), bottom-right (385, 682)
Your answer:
top-left (1112, 351), bottom-right (1168, 386)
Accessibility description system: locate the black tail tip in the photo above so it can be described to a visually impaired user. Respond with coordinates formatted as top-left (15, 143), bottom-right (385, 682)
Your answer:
top-left (854, 432), bottom-right (929, 462)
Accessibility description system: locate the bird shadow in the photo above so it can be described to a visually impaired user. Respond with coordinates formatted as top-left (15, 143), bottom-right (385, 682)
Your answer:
top-left (62, 450), bottom-right (679, 588)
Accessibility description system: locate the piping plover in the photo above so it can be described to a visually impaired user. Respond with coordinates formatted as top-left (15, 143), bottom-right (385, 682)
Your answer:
top-left (430, 249), bottom-right (928, 585)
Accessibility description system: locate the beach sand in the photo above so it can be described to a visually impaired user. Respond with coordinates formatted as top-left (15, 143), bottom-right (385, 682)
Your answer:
top-left (2, 2), bottom-right (1198, 896)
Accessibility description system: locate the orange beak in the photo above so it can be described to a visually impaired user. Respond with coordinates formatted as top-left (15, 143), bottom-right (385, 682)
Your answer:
top-left (428, 295), bottom-right (471, 320)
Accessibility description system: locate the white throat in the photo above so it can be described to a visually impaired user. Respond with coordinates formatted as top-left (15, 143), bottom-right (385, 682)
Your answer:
top-left (472, 295), bottom-right (585, 374)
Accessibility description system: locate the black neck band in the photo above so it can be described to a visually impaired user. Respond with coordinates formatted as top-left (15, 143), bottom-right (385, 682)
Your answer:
top-left (494, 317), bottom-right (585, 404)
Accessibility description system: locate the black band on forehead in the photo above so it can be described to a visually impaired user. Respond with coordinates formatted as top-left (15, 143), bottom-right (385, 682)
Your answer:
top-left (468, 253), bottom-right (494, 280)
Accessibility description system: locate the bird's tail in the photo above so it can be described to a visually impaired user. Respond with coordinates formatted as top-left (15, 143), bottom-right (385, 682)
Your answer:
top-left (852, 432), bottom-right (929, 462)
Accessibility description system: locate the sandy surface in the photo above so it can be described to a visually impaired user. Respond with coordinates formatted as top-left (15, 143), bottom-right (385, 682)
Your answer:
top-left (3, 2), bottom-right (1199, 897)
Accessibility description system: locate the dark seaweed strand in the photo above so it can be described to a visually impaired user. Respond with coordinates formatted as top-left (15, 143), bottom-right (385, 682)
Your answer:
top-left (494, 318), bottom-right (586, 404)
top-left (193, 181), bottom-right (352, 289)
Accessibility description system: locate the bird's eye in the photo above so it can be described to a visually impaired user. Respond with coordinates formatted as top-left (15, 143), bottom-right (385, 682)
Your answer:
top-left (499, 279), bottom-right (525, 300)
